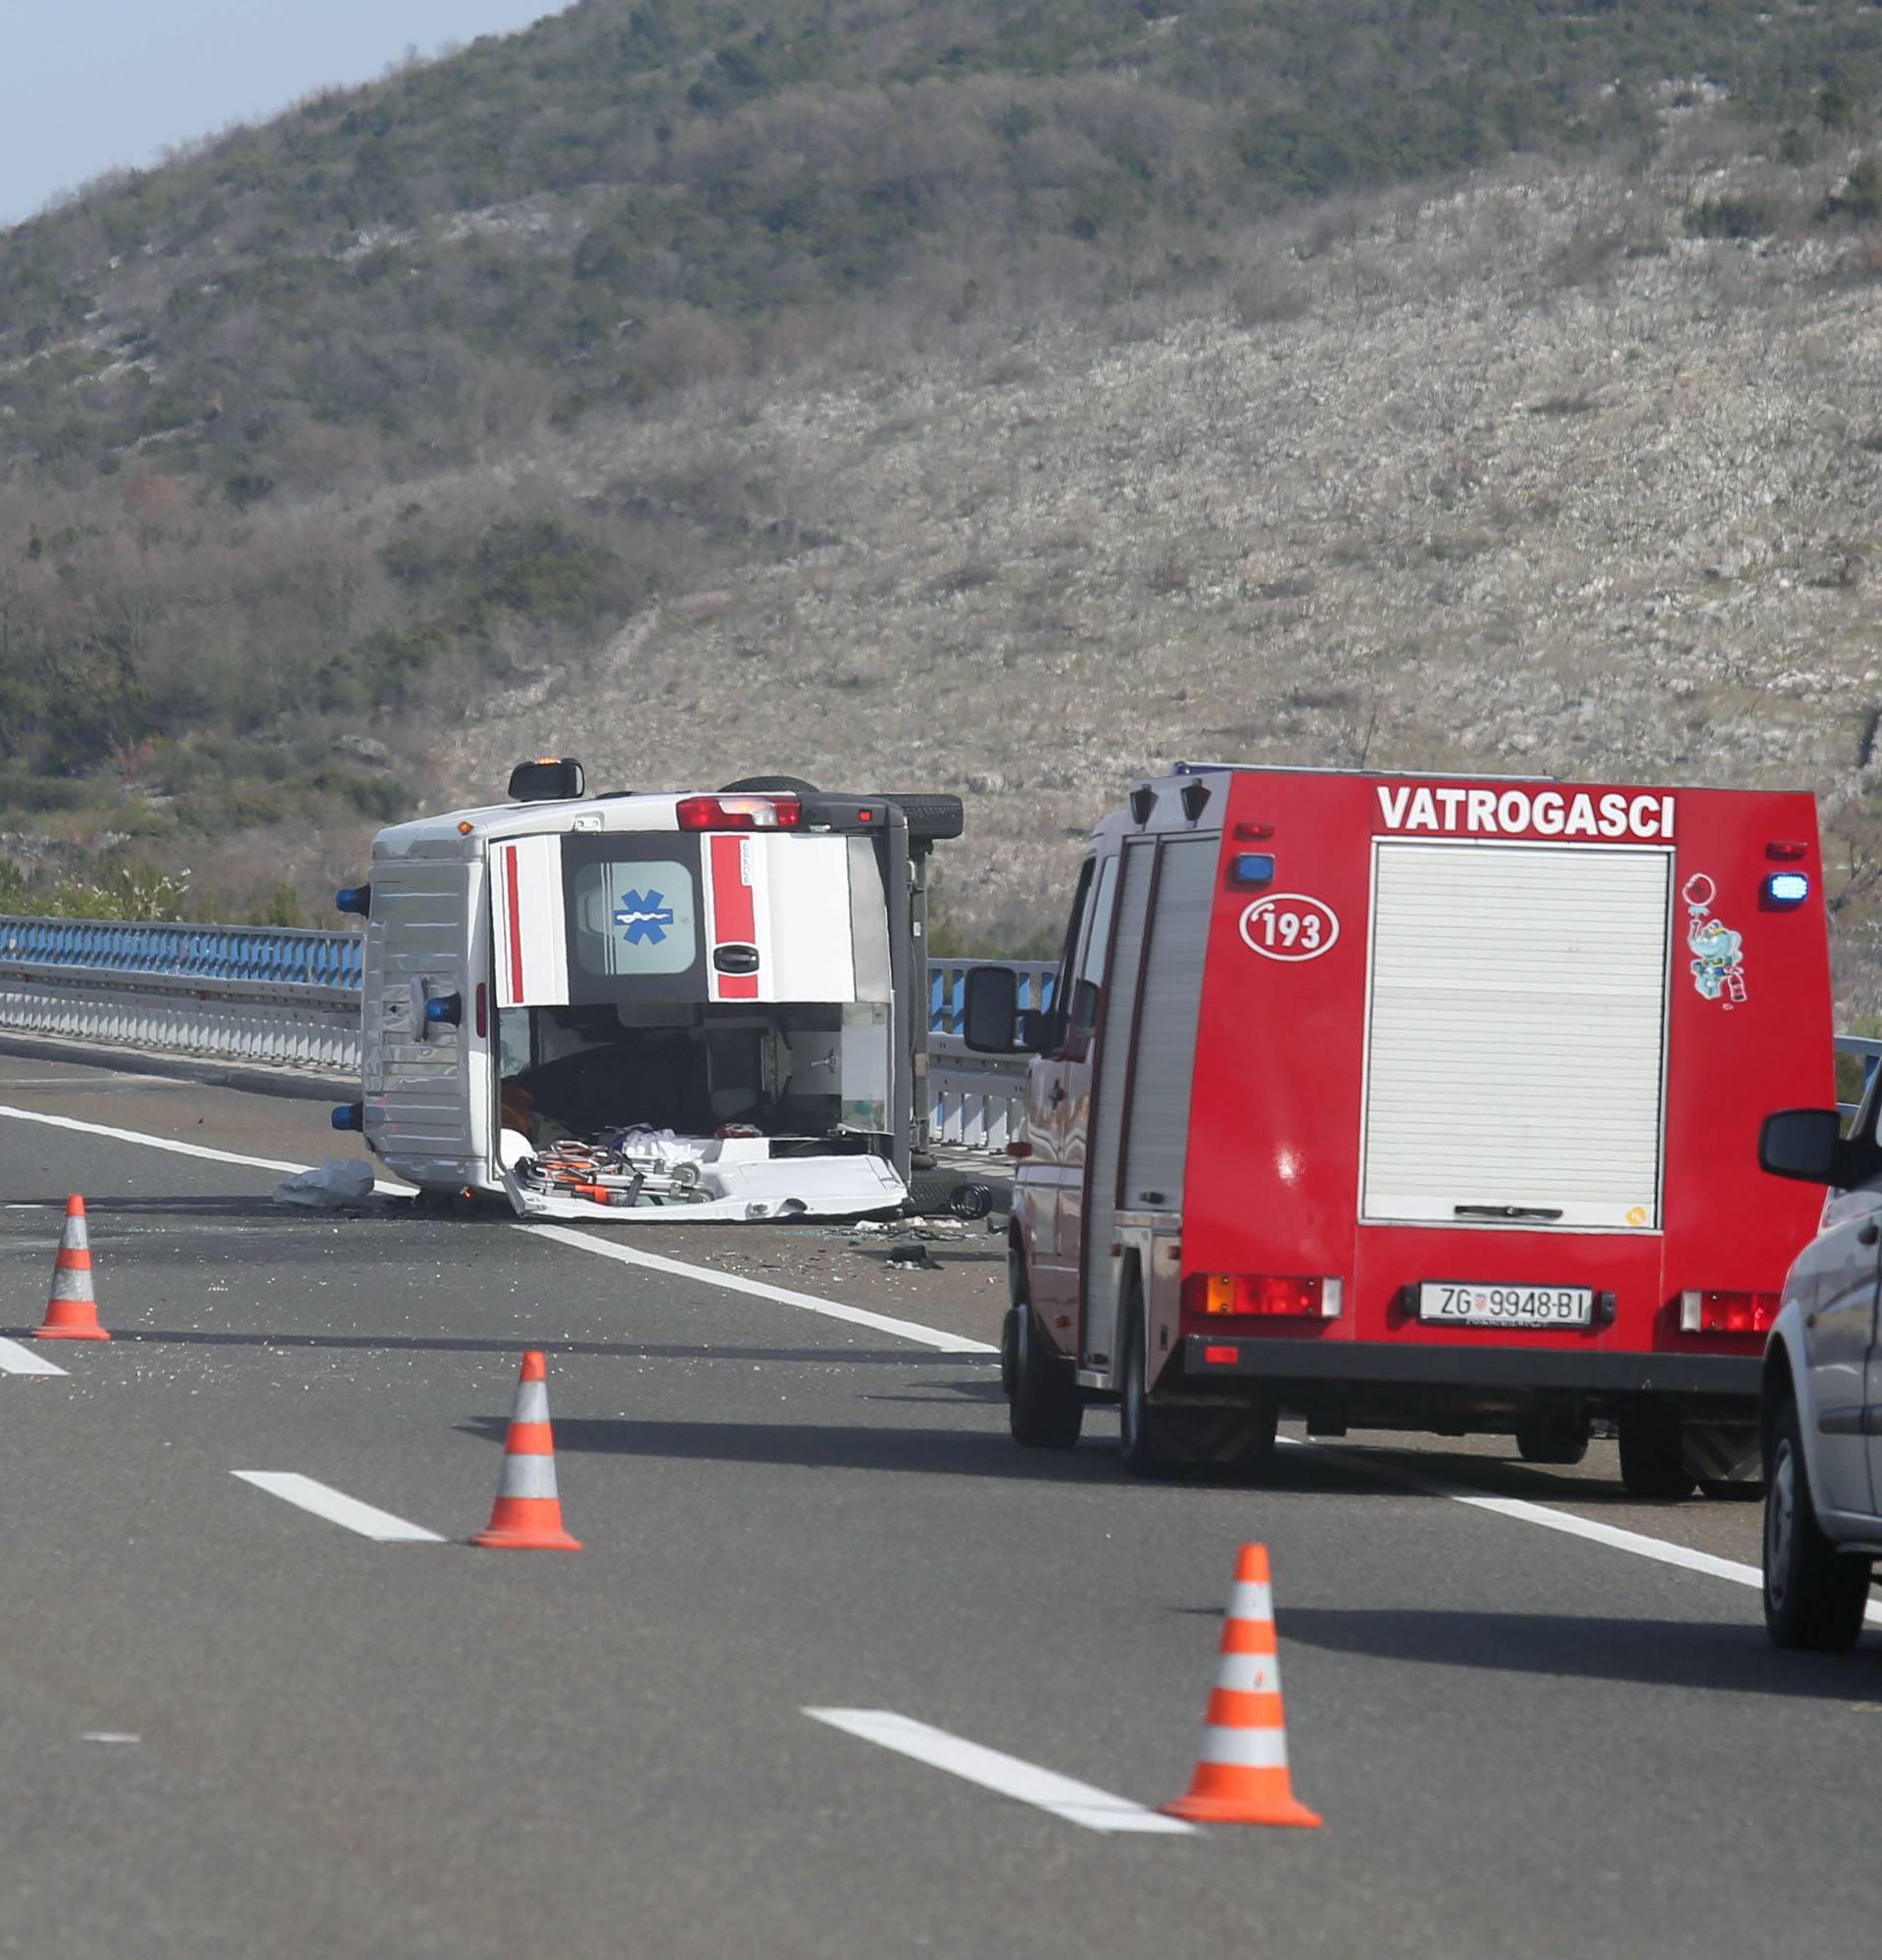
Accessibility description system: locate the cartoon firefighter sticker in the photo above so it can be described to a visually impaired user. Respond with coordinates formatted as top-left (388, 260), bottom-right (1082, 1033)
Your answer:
top-left (1683, 873), bottom-right (1746, 1005)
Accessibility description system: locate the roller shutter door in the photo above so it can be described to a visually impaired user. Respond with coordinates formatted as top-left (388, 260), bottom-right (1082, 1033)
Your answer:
top-left (1081, 839), bottom-right (1155, 1364)
top-left (1120, 833), bottom-right (1217, 1210)
top-left (1361, 841), bottom-right (1671, 1231)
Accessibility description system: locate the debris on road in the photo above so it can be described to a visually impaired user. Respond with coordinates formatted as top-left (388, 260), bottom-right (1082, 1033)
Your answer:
top-left (272, 1156), bottom-right (375, 1211)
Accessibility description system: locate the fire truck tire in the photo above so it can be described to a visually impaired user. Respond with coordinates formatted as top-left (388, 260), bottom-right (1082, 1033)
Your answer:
top-left (1009, 1270), bottom-right (1082, 1449)
top-left (1117, 1289), bottom-right (1278, 1479)
top-left (1762, 1394), bottom-right (1870, 1650)
top-left (1515, 1408), bottom-right (1590, 1466)
top-left (1616, 1405), bottom-right (1697, 1499)
top-left (718, 775), bottom-right (820, 795)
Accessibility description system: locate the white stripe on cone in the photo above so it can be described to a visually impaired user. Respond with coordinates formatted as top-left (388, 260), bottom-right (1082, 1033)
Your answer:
top-left (494, 1454), bottom-right (561, 1500)
top-left (1223, 1580), bottom-right (1273, 1622)
top-left (513, 1380), bottom-right (550, 1424)
top-left (1213, 1652), bottom-right (1282, 1694)
top-left (1198, 1727), bottom-right (1292, 1770)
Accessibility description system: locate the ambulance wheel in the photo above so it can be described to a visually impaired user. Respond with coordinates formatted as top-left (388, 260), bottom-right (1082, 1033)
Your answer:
top-left (1009, 1274), bottom-right (1082, 1450)
top-left (1617, 1405), bottom-right (1697, 1499)
top-left (718, 775), bottom-right (819, 795)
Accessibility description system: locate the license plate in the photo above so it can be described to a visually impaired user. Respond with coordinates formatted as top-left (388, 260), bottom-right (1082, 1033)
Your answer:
top-left (1417, 1282), bottom-right (1593, 1329)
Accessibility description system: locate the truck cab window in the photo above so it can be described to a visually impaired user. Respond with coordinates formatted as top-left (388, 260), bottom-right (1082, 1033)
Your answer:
top-left (1067, 855), bottom-right (1118, 1040)
top-left (1046, 858), bottom-right (1096, 1051)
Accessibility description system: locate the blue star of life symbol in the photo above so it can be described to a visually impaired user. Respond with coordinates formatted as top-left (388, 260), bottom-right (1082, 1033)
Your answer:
top-left (613, 888), bottom-right (675, 946)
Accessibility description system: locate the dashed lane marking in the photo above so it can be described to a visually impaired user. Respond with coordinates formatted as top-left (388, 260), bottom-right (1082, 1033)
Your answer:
top-left (0, 1337), bottom-right (66, 1376)
top-left (0, 1102), bottom-right (997, 1356)
top-left (520, 1223), bottom-right (998, 1355)
top-left (1287, 1438), bottom-right (1882, 1628)
top-left (232, 1472), bottom-right (445, 1543)
top-left (804, 1709), bottom-right (1195, 1835)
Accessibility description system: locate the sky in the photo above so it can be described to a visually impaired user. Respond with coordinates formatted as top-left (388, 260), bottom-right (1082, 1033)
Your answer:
top-left (0, 2), bottom-right (568, 226)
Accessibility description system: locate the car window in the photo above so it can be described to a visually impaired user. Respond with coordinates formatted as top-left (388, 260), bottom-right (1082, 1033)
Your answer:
top-left (1067, 854), bottom-right (1118, 1039)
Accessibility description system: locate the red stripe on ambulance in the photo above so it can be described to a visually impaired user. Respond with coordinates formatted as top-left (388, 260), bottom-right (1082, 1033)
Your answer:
top-left (709, 834), bottom-right (761, 1000)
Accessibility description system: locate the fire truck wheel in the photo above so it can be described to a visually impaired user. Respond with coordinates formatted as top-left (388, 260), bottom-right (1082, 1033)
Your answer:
top-left (1009, 1277), bottom-right (1082, 1449)
top-left (1117, 1297), bottom-right (1170, 1479)
top-left (1515, 1408), bottom-right (1590, 1467)
top-left (1616, 1404), bottom-right (1697, 1499)
top-left (1763, 1394), bottom-right (1870, 1650)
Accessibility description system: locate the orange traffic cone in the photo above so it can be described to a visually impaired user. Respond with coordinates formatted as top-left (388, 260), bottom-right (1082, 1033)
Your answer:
top-left (471, 1350), bottom-right (580, 1549)
top-left (33, 1195), bottom-right (109, 1342)
top-left (1164, 1544), bottom-right (1321, 1827)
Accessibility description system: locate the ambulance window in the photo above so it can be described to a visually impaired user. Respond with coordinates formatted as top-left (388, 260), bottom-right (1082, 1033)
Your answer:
top-left (1068, 855), bottom-right (1118, 1038)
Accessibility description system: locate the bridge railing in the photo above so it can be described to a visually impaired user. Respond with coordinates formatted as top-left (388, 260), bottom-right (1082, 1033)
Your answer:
top-left (4, 911), bottom-right (1873, 1157)
top-left (0, 913), bottom-right (1050, 1136)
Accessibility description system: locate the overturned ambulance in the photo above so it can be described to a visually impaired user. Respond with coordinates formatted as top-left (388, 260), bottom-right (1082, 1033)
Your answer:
top-left (334, 762), bottom-right (963, 1220)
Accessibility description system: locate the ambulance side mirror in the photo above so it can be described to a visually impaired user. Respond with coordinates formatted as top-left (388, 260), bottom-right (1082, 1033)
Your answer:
top-left (1758, 1108), bottom-right (1867, 1188)
top-left (963, 966), bottom-right (1023, 1054)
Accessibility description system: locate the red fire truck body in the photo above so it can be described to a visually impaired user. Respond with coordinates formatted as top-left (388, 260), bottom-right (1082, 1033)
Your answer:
top-left (988, 764), bottom-right (1835, 1494)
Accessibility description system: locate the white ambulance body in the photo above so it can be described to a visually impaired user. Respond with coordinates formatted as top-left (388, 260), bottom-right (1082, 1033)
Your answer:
top-left (338, 766), bottom-right (960, 1221)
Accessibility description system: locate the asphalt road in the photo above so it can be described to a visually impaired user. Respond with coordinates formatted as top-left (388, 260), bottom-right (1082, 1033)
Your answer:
top-left (3, 1052), bottom-right (1878, 1960)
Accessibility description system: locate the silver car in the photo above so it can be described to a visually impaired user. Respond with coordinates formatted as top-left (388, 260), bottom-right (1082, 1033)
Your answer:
top-left (1756, 1105), bottom-right (1882, 1649)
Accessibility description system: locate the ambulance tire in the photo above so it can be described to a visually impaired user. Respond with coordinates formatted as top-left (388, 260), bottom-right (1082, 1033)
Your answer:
top-left (1009, 1274), bottom-right (1083, 1450)
top-left (718, 775), bottom-right (820, 795)
top-left (1617, 1404), bottom-right (1697, 1499)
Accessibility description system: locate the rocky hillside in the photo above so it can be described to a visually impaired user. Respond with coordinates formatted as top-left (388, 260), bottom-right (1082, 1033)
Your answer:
top-left (3, 2), bottom-right (1882, 993)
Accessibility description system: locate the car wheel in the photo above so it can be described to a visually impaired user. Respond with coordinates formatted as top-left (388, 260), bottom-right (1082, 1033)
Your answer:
top-left (1617, 1404), bottom-right (1696, 1499)
top-left (1763, 1395), bottom-right (1871, 1651)
top-left (1008, 1267), bottom-right (1081, 1449)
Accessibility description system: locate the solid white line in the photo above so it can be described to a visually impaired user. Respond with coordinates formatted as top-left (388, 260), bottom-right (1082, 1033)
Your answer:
top-left (231, 1471), bottom-right (444, 1543)
top-left (804, 1708), bottom-right (1196, 1835)
top-left (0, 1102), bottom-right (992, 1356)
top-left (0, 1103), bottom-right (310, 1174)
top-left (1288, 1439), bottom-right (1882, 1628)
top-left (0, 1337), bottom-right (67, 1376)
top-left (520, 1224), bottom-right (998, 1354)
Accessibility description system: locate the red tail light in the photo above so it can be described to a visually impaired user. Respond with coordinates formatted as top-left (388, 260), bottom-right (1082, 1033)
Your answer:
top-left (1679, 1290), bottom-right (1779, 1335)
top-left (674, 795), bottom-right (802, 831)
top-left (1183, 1273), bottom-right (1343, 1319)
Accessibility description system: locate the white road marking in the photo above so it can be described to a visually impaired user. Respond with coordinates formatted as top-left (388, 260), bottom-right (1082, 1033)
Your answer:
top-left (0, 1103), bottom-right (310, 1174)
top-left (231, 1472), bottom-right (444, 1543)
top-left (0, 1102), bottom-right (992, 1355)
top-left (0, 1337), bottom-right (67, 1376)
top-left (521, 1224), bottom-right (997, 1355)
top-left (81, 1733), bottom-right (140, 1743)
top-left (1288, 1438), bottom-right (1882, 1628)
top-left (804, 1708), bottom-right (1195, 1835)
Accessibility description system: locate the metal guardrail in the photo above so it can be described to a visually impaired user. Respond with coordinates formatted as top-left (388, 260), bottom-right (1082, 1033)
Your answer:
top-left (0, 915), bottom-right (366, 1073)
top-left (0, 914), bottom-right (1048, 1142)
top-left (8, 911), bottom-right (1870, 1156)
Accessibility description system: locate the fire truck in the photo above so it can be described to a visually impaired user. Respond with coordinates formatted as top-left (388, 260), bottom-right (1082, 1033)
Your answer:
top-left (333, 762), bottom-right (962, 1221)
top-left (964, 763), bottom-right (1835, 1498)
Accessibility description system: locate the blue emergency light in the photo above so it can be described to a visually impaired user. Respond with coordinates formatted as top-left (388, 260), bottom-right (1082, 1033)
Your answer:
top-left (1763, 871), bottom-right (1809, 906)
top-left (423, 993), bottom-right (464, 1026)
top-left (1231, 853), bottom-right (1276, 887)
